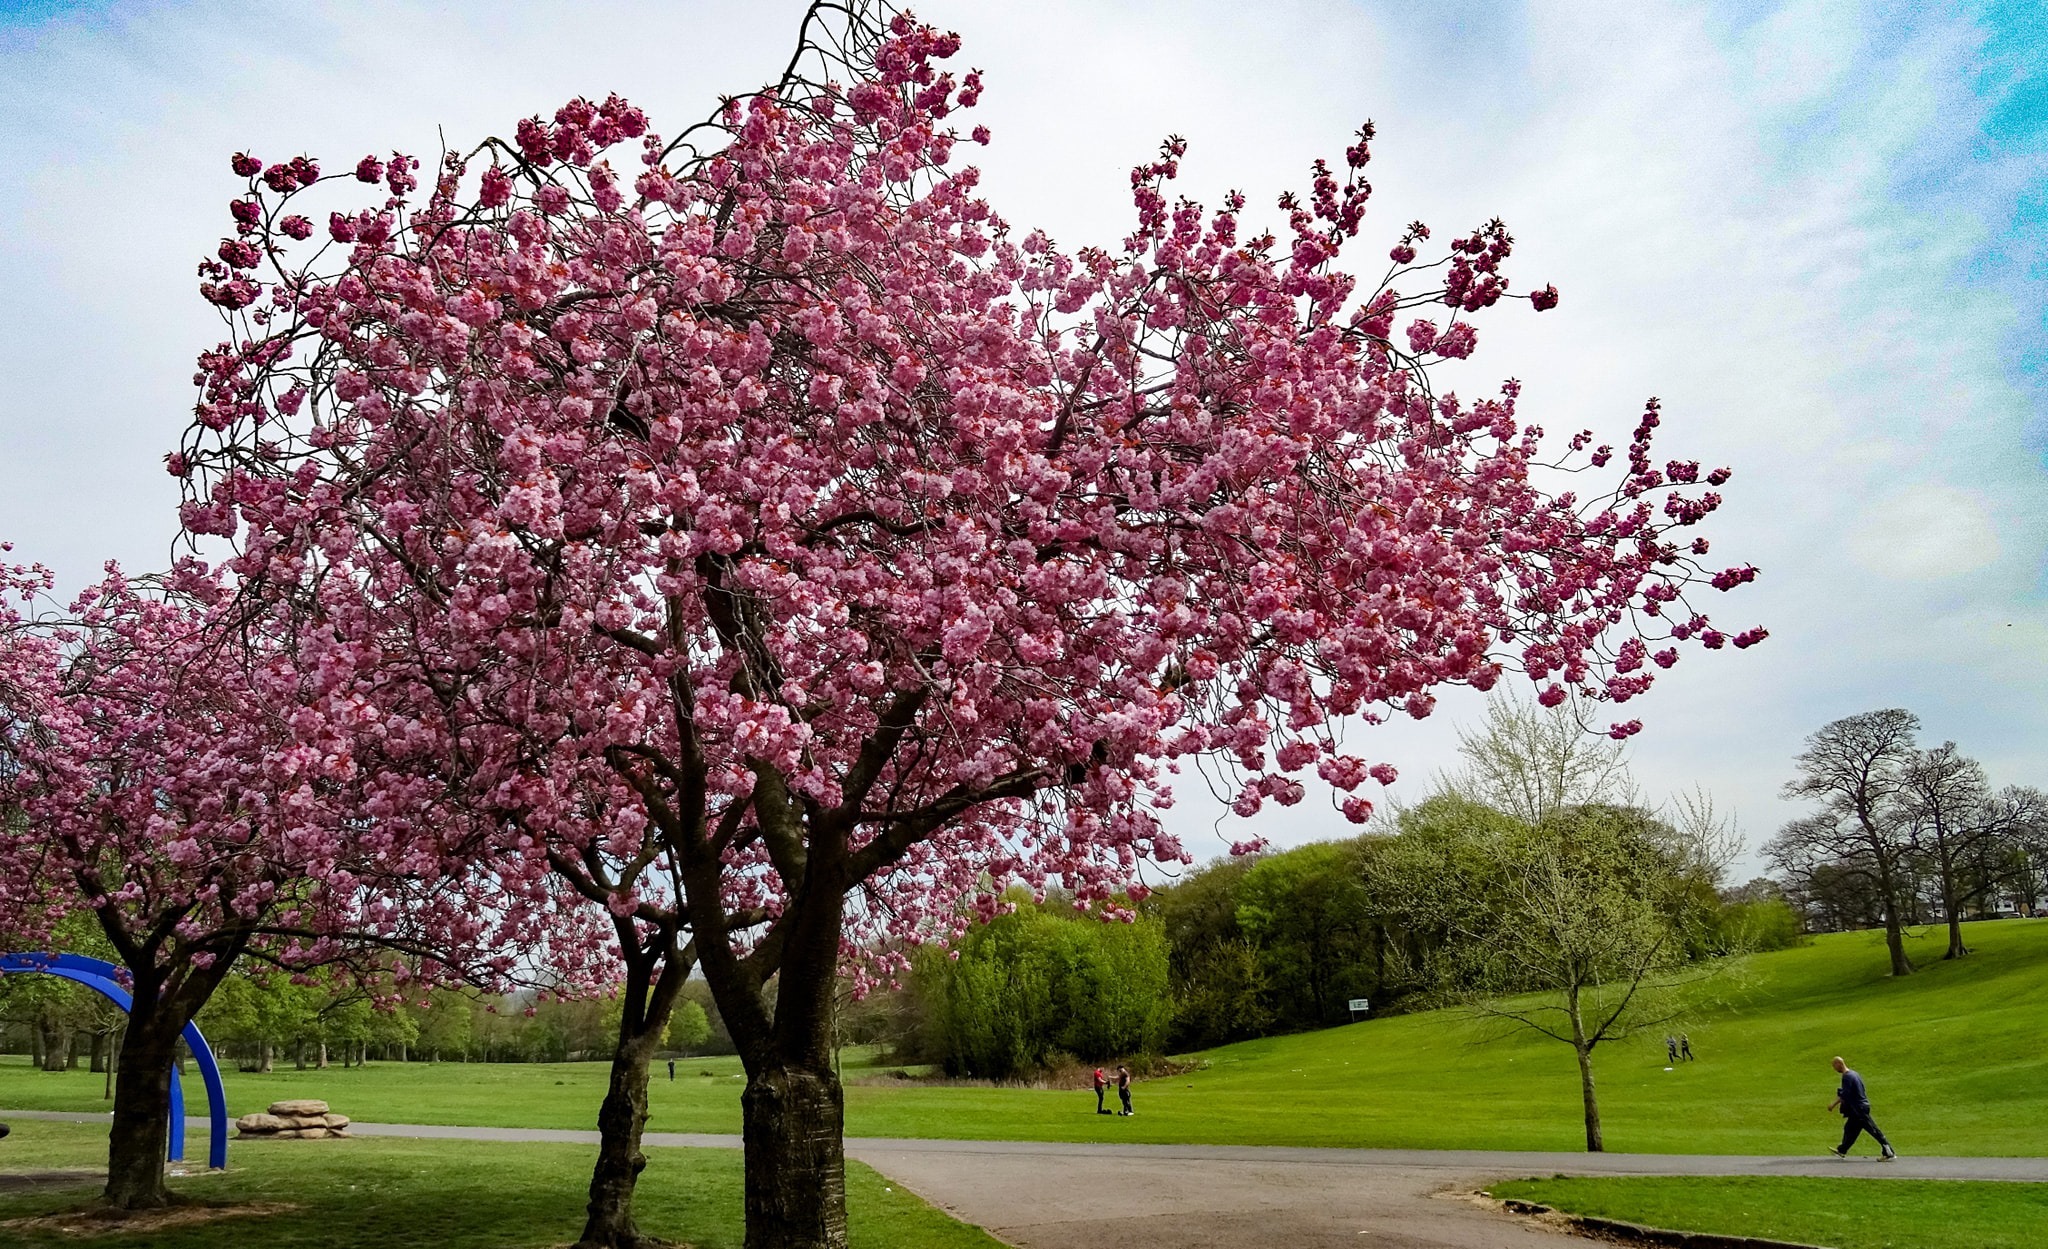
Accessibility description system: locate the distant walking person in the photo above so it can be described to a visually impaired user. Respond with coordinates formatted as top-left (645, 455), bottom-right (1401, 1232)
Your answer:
top-left (1828, 1056), bottom-right (1897, 1160)
top-left (668, 1059), bottom-right (676, 1082)
top-left (1093, 1067), bottom-right (1110, 1115)
top-left (1679, 1034), bottom-right (1694, 1062)
top-left (1665, 1035), bottom-right (1679, 1064)
top-left (1117, 1065), bottom-right (1134, 1116)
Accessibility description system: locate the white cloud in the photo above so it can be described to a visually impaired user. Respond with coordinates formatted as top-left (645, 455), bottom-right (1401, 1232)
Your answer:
top-left (1847, 484), bottom-right (2002, 579)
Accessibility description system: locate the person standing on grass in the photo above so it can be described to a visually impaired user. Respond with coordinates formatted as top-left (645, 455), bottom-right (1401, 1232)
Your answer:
top-left (1117, 1065), bottom-right (1134, 1116)
top-left (1680, 1034), bottom-right (1694, 1062)
top-left (1828, 1056), bottom-right (1897, 1160)
top-left (1092, 1067), bottom-right (1110, 1115)
top-left (668, 1059), bottom-right (676, 1082)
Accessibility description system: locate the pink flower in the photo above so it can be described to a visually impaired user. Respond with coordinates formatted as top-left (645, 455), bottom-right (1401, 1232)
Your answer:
top-left (480, 167), bottom-right (513, 208)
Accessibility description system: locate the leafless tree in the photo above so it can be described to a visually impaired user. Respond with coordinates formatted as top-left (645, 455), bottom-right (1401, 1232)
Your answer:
top-left (1897, 743), bottom-right (2001, 959)
top-left (1775, 709), bottom-right (1921, 976)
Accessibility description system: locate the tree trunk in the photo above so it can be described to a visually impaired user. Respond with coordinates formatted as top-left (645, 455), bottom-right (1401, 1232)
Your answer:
top-left (577, 1023), bottom-right (659, 1248)
top-left (105, 1027), bottom-right (121, 1100)
top-left (90, 1030), bottom-right (108, 1073)
top-left (38, 1021), bottom-right (69, 1072)
top-left (257, 1040), bottom-right (273, 1073)
top-left (1876, 860), bottom-right (1914, 977)
top-left (742, 1061), bottom-right (848, 1249)
top-left (733, 877), bottom-right (850, 1249)
top-left (1939, 850), bottom-right (1968, 959)
top-left (318, 1040), bottom-right (329, 1069)
top-left (1567, 990), bottom-right (1602, 1152)
top-left (104, 1016), bottom-right (180, 1209)
top-left (575, 916), bottom-right (691, 1249)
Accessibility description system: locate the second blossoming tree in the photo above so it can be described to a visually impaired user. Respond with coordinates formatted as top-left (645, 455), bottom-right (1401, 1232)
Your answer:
top-left (173, 6), bottom-right (1761, 1246)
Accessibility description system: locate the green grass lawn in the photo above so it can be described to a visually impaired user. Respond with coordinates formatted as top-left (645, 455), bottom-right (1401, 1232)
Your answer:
top-left (1489, 1176), bottom-right (2048, 1249)
top-left (0, 1119), bottom-right (1000, 1249)
top-left (6, 919), bottom-right (2048, 1155)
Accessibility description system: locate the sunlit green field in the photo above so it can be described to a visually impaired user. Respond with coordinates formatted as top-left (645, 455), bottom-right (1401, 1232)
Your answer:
top-left (6, 920), bottom-right (2046, 1155)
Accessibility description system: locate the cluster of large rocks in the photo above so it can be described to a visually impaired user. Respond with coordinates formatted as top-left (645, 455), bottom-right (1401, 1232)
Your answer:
top-left (235, 1099), bottom-right (351, 1140)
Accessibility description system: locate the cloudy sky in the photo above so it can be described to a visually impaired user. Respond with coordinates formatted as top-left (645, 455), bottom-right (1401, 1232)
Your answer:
top-left (1, 0), bottom-right (2042, 875)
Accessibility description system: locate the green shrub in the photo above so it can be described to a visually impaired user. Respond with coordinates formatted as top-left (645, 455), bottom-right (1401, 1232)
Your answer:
top-left (915, 900), bottom-right (1171, 1079)
top-left (1718, 897), bottom-right (1807, 953)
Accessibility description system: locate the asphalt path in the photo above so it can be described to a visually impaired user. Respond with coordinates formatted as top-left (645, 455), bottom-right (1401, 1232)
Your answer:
top-left (10, 1109), bottom-right (2046, 1248)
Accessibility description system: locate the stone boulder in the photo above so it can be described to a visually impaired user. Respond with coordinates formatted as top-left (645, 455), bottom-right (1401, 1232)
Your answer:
top-left (235, 1100), bottom-right (351, 1139)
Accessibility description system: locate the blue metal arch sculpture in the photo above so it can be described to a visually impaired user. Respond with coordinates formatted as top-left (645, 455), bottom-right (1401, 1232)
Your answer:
top-left (0, 952), bottom-right (229, 1170)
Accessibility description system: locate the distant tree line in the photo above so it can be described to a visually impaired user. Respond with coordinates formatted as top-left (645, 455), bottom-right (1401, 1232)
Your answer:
top-left (1765, 709), bottom-right (2048, 973)
top-left (891, 696), bottom-right (1795, 1109)
top-left (2, 973), bottom-right (734, 1073)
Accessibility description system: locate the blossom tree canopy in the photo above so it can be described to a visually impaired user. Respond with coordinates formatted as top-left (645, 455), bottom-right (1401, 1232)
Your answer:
top-left (171, 6), bottom-right (1761, 1245)
top-left (0, 558), bottom-right (564, 1208)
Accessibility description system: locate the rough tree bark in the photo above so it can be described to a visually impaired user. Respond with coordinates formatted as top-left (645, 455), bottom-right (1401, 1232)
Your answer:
top-left (735, 931), bottom-right (848, 1249)
top-left (102, 1003), bottom-right (181, 1209)
top-left (683, 804), bottom-right (852, 1249)
top-left (575, 922), bottom-right (693, 1249)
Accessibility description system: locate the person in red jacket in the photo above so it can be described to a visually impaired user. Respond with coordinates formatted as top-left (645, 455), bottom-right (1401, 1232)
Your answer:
top-left (1092, 1067), bottom-right (1110, 1115)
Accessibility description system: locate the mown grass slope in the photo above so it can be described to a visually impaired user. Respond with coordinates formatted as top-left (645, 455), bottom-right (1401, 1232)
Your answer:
top-left (5, 919), bottom-right (2044, 1154)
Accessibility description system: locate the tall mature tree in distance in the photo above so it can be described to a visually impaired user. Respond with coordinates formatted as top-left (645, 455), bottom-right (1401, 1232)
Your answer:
top-left (1898, 742), bottom-right (1999, 959)
top-left (1773, 709), bottom-right (1921, 976)
top-left (171, 4), bottom-right (1761, 1244)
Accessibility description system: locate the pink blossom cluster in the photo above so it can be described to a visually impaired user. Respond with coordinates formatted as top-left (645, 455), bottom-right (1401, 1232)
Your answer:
top-left (0, 560), bottom-right (583, 998)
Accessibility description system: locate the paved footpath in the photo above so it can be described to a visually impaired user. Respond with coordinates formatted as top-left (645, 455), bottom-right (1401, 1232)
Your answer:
top-left (12, 1110), bottom-right (2047, 1249)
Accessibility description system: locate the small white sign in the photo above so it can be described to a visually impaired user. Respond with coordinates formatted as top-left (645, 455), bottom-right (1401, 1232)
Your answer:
top-left (1347, 998), bottom-right (1370, 1012)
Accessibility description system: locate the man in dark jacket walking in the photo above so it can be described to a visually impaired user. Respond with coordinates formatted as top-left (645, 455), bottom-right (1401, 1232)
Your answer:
top-left (1828, 1056), bottom-right (1897, 1159)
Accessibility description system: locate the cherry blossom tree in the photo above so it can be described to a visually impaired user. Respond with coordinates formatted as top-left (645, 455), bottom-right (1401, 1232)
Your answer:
top-left (172, 5), bottom-right (1761, 1245)
top-left (0, 563), bottom-right (548, 1209)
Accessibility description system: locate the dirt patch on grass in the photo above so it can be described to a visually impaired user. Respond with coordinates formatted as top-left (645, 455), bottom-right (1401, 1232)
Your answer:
top-left (0, 1170), bottom-right (102, 1196)
top-left (0, 1199), bottom-right (298, 1236)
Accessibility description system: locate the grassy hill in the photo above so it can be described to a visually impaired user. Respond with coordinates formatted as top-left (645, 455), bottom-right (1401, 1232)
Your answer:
top-left (4, 919), bottom-right (2045, 1155)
